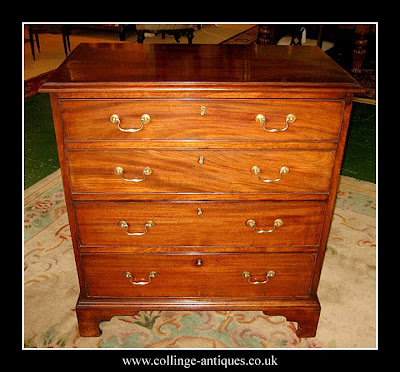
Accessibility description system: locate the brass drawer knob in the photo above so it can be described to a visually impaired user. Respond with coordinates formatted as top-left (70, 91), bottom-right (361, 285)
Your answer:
top-left (114, 166), bottom-right (152, 182)
top-left (255, 113), bottom-right (296, 132)
top-left (124, 271), bottom-right (157, 285)
top-left (110, 113), bottom-right (150, 132)
top-left (118, 220), bottom-right (154, 236)
top-left (251, 165), bottom-right (289, 183)
top-left (255, 114), bottom-right (266, 124)
top-left (242, 270), bottom-right (276, 284)
top-left (246, 218), bottom-right (283, 234)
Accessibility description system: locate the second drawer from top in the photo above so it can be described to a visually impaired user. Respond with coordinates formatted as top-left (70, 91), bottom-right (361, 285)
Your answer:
top-left (68, 149), bottom-right (335, 195)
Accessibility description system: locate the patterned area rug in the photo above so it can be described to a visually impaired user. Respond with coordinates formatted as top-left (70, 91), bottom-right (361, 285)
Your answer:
top-left (23, 171), bottom-right (376, 348)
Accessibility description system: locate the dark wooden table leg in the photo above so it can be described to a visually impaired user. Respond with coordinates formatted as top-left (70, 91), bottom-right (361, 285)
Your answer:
top-left (187, 29), bottom-right (194, 44)
top-left (35, 32), bottom-right (40, 53)
top-left (119, 25), bottom-right (126, 41)
top-left (257, 25), bottom-right (275, 45)
top-left (62, 32), bottom-right (68, 58)
top-left (63, 26), bottom-right (71, 53)
top-left (137, 31), bottom-right (145, 43)
top-left (28, 26), bottom-right (36, 61)
top-left (351, 25), bottom-right (371, 74)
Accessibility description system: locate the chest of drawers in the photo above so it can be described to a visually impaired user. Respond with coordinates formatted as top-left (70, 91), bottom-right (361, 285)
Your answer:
top-left (40, 43), bottom-right (362, 338)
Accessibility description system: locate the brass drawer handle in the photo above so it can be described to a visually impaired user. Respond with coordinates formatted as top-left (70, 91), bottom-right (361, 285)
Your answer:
top-left (110, 113), bottom-right (151, 132)
top-left (251, 165), bottom-right (289, 183)
top-left (118, 220), bottom-right (154, 236)
top-left (124, 271), bottom-right (157, 285)
top-left (114, 166), bottom-right (152, 182)
top-left (242, 270), bottom-right (276, 284)
top-left (255, 113), bottom-right (296, 132)
top-left (246, 218), bottom-right (283, 234)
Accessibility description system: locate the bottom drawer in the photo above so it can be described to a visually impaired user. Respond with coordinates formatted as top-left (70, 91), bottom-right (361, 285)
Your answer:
top-left (81, 253), bottom-right (316, 298)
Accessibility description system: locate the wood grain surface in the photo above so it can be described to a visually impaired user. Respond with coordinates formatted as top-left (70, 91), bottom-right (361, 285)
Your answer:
top-left (40, 44), bottom-right (362, 91)
top-left (60, 99), bottom-right (343, 141)
top-left (67, 149), bottom-right (335, 194)
top-left (74, 201), bottom-right (326, 247)
top-left (81, 252), bottom-right (316, 298)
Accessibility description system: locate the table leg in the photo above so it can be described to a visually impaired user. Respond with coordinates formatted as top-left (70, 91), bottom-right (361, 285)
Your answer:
top-left (351, 25), bottom-right (371, 74)
top-left (28, 27), bottom-right (36, 61)
top-left (257, 25), bottom-right (275, 45)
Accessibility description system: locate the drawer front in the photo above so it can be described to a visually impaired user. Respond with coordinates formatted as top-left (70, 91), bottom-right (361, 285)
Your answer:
top-left (68, 149), bottom-right (335, 194)
top-left (60, 99), bottom-right (343, 141)
top-left (75, 201), bottom-right (325, 247)
top-left (81, 253), bottom-right (316, 298)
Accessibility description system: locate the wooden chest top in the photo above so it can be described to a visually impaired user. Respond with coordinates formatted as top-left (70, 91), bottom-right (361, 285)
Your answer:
top-left (41, 43), bottom-right (361, 93)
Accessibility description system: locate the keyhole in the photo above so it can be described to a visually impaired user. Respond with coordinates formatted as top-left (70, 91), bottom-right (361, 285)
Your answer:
top-left (200, 106), bottom-right (206, 116)
top-left (199, 156), bottom-right (204, 164)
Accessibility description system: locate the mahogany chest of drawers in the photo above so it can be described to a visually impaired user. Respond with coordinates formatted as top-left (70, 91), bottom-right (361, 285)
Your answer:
top-left (41, 43), bottom-right (362, 338)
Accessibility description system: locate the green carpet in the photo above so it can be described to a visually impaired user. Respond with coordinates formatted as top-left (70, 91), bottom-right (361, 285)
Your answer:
top-left (23, 94), bottom-right (376, 189)
top-left (341, 101), bottom-right (376, 183)
top-left (24, 94), bottom-right (59, 189)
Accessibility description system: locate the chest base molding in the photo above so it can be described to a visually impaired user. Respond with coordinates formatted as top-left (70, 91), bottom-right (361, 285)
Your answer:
top-left (76, 296), bottom-right (321, 338)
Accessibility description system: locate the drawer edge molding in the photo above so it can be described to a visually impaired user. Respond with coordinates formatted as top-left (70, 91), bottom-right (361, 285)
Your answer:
top-left (70, 192), bottom-right (330, 201)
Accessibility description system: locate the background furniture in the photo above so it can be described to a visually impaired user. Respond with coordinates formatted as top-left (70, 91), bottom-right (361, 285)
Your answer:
top-left (65, 24), bottom-right (136, 41)
top-left (136, 24), bottom-right (194, 44)
top-left (257, 24), bottom-right (374, 74)
top-left (257, 24), bottom-right (324, 47)
top-left (28, 24), bottom-right (71, 61)
top-left (347, 25), bottom-right (372, 74)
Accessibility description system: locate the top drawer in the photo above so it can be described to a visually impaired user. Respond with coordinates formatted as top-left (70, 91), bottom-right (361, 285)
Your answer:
top-left (59, 99), bottom-right (344, 142)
